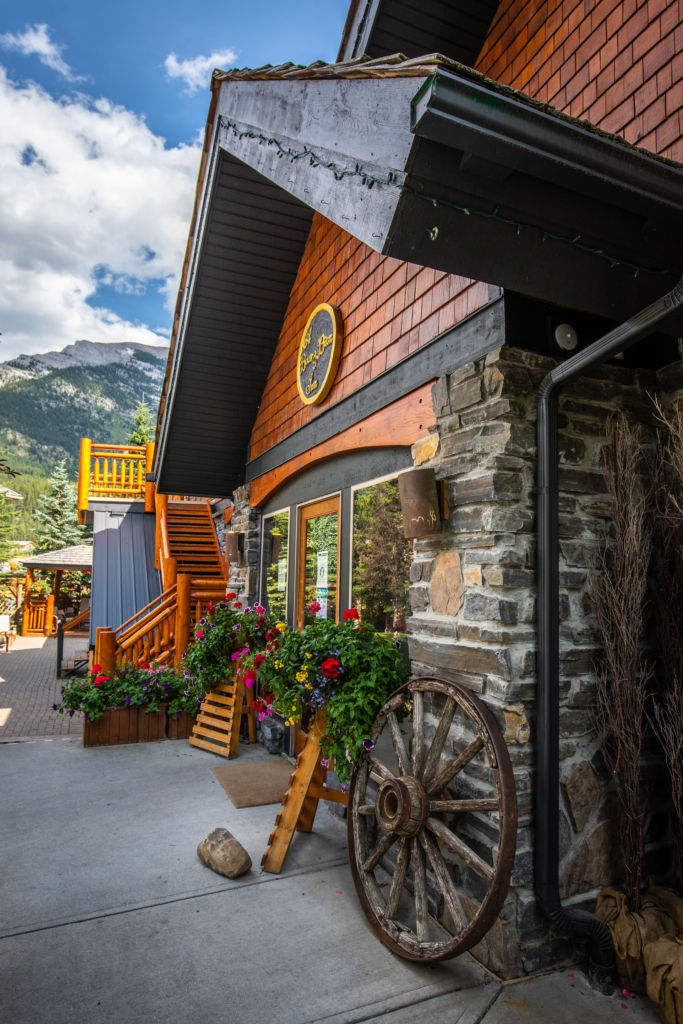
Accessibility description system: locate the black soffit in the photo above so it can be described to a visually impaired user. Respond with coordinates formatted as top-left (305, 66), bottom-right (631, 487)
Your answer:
top-left (338, 0), bottom-right (500, 69)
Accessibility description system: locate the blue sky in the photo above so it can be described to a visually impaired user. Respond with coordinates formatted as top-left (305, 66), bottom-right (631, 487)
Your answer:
top-left (0, 0), bottom-right (348, 358)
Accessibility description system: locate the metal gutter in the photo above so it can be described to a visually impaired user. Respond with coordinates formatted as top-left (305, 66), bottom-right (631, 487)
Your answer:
top-left (535, 275), bottom-right (683, 989)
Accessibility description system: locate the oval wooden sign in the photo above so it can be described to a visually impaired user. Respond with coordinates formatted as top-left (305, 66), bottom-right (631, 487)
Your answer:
top-left (296, 303), bottom-right (343, 406)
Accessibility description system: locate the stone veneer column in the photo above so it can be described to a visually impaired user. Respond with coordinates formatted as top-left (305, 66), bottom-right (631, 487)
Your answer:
top-left (407, 347), bottom-right (676, 978)
top-left (227, 484), bottom-right (261, 605)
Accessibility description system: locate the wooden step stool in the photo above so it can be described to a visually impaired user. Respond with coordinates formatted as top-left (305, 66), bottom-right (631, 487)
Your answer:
top-left (262, 712), bottom-right (349, 873)
top-left (188, 673), bottom-right (256, 758)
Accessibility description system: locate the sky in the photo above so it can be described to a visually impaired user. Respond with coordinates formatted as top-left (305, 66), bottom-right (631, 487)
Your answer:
top-left (0, 0), bottom-right (348, 360)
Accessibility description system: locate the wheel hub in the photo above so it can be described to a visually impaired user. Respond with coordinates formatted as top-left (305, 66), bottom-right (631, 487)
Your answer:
top-left (375, 775), bottom-right (428, 837)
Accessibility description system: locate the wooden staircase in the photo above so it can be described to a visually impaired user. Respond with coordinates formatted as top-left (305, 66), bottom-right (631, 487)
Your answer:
top-left (166, 501), bottom-right (225, 580)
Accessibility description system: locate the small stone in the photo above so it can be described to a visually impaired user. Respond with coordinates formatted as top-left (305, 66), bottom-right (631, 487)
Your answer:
top-left (463, 565), bottom-right (482, 586)
top-left (563, 760), bottom-right (599, 831)
top-left (197, 828), bottom-right (252, 879)
top-left (412, 433), bottom-right (439, 465)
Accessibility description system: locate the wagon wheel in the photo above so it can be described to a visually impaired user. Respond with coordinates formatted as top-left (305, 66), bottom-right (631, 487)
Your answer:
top-left (347, 676), bottom-right (517, 963)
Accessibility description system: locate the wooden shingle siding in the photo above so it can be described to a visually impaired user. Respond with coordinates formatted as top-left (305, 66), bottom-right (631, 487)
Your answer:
top-left (249, 213), bottom-right (486, 460)
top-left (475, 0), bottom-right (683, 161)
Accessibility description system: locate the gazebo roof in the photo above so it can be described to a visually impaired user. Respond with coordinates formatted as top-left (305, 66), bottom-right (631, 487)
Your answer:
top-left (19, 545), bottom-right (93, 571)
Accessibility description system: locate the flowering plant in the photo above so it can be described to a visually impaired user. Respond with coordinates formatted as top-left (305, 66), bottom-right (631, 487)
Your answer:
top-left (251, 606), bottom-right (408, 782)
top-left (54, 661), bottom-right (182, 723)
top-left (181, 595), bottom-right (280, 694)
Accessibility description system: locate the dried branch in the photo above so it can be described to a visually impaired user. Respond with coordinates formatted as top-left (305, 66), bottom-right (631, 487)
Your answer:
top-left (591, 422), bottom-right (654, 913)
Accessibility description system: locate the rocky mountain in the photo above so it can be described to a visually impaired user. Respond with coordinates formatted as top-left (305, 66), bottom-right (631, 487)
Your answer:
top-left (0, 340), bottom-right (168, 539)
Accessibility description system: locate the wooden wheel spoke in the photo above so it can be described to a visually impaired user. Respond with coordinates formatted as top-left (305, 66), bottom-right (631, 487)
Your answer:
top-left (411, 837), bottom-right (430, 942)
top-left (420, 696), bottom-right (457, 788)
top-left (384, 837), bottom-right (411, 920)
top-left (388, 711), bottom-right (411, 776)
top-left (369, 756), bottom-right (395, 781)
top-left (429, 797), bottom-right (499, 813)
top-left (419, 828), bottom-right (467, 933)
top-left (358, 804), bottom-right (376, 815)
top-left (427, 735), bottom-right (485, 796)
top-left (363, 830), bottom-right (398, 873)
top-left (411, 690), bottom-right (424, 777)
top-left (426, 816), bottom-right (494, 882)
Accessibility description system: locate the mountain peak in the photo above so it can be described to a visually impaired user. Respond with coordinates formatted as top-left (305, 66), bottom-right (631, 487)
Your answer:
top-left (3, 339), bottom-right (169, 375)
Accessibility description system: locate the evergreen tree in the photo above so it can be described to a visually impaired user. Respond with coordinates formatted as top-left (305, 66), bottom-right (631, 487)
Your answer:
top-left (0, 493), bottom-right (18, 559)
top-left (34, 461), bottom-right (90, 551)
top-left (126, 398), bottom-right (155, 445)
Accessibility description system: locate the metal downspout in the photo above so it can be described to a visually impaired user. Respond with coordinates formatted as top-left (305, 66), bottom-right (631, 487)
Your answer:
top-left (535, 277), bottom-right (683, 989)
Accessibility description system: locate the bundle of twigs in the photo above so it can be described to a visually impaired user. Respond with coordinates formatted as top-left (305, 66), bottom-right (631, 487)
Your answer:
top-left (591, 423), bottom-right (655, 913)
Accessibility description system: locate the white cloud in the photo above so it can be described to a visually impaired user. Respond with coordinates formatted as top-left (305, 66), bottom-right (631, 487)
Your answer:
top-left (165, 48), bottom-right (238, 94)
top-left (0, 66), bottom-right (202, 359)
top-left (0, 24), bottom-right (82, 82)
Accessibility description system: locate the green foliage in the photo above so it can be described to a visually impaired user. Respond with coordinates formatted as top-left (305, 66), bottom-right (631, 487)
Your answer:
top-left (55, 661), bottom-right (180, 722)
top-left (34, 460), bottom-right (90, 552)
top-left (353, 480), bottom-right (411, 630)
top-left (254, 610), bottom-right (408, 783)
top-left (0, 493), bottom-right (19, 558)
top-left (126, 397), bottom-right (155, 446)
top-left (4, 473), bottom-right (51, 544)
top-left (0, 454), bottom-right (19, 477)
top-left (181, 594), bottom-right (279, 693)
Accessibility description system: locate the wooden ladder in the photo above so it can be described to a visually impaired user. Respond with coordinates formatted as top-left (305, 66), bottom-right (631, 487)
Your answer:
top-left (188, 672), bottom-right (257, 759)
top-left (261, 712), bottom-right (349, 873)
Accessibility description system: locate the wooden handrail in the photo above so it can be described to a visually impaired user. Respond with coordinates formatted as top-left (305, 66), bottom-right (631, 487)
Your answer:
top-left (63, 606), bottom-right (90, 632)
top-left (117, 591), bottom-right (178, 644)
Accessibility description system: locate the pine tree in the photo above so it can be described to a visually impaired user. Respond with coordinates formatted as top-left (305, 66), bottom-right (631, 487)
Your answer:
top-left (0, 493), bottom-right (18, 559)
top-left (34, 461), bottom-right (90, 552)
top-left (126, 398), bottom-right (155, 445)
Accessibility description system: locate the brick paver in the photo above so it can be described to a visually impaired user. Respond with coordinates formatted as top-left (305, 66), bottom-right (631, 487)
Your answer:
top-left (0, 637), bottom-right (85, 740)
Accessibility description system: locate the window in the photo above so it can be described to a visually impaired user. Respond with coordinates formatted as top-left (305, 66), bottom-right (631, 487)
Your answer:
top-left (297, 496), bottom-right (340, 627)
top-left (352, 478), bottom-right (411, 632)
top-left (262, 511), bottom-right (289, 620)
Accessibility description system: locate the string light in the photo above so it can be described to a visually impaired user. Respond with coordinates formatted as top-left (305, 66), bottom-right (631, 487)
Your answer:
top-left (220, 116), bottom-right (677, 281)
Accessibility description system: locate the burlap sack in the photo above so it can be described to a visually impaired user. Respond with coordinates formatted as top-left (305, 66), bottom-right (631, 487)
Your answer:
top-left (644, 934), bottom-right (683, 1024)
top-left (595, 886), bottom-right (676, 993)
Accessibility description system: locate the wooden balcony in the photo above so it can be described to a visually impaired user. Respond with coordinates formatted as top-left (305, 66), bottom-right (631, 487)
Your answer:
top-left (77, 439), bottom-right (155, 523)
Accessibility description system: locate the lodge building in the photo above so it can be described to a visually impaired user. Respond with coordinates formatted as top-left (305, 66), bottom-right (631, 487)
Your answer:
top-left (141, 0), bottom-right (683, 981)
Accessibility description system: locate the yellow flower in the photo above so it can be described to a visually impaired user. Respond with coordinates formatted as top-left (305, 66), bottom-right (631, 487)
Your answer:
top-left (285, 719), bottom-right (291, 726)
top-left (295, 670), bottom-right (308, 683)
top-left (276, 622), bottom-right (287, 632)
top-left (305, 683), bottom-right (313, 690)
top-left (305, 653), bottom-right (312, 660)
top-left (274, 660), bottom-right (284, 670)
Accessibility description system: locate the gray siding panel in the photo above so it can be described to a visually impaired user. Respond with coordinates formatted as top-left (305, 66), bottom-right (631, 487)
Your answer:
top-left (90, 511), bottom-right (161, 644)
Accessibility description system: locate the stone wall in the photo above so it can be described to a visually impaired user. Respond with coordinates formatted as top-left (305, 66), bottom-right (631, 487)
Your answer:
top-left (407, 346), bottom-right (679, 978)
top-left (226, 484), bottom-right (261, 604)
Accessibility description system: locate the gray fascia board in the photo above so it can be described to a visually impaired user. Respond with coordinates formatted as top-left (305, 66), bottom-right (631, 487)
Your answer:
top-left (245, 295), bottom-right (503, 485)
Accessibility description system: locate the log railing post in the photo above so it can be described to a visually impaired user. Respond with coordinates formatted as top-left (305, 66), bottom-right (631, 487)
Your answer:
top-left (44, 593), bottom-right (55, 637)
top-left (77, 438), bottom-right (92, 525)
top-left (21, 569), bottom-right (32, 636)
top-left (144, 443), bottom-right (155, 514)
top-left (175, 574), bottom-right (192, 667)
top-left (96, 627), bottom-right (117, 676)
top-left (155, 493), bottom-right (168, 571)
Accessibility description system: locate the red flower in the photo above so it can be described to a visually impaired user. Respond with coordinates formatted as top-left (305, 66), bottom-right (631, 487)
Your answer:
top-left (196, 629), bottom-right (204, 639)
top-left (253, 697), bottom-right (266, 713)
top-left (226, 592), bottom-right (237, 600)
top-left (257, 616), bottom-right (265, 628)
top-left (343, 608), bottom-right (360, 621)
top-left (254, 654), bottom-right (266, 668)
top-left (91, 664), bottom-right (102, 672)
top-left (264, 693), bottom-right (274, 705)
top-left (320, 657), bottom-right (341, 679)
top-left (264, 629), bottom-right (277, 641)
top-left (94, 674), bottom-right (110, 687)
top-left (206, 604), bottom-right (216, 615)
top-left (139, 661), bottom-right (150, 669)
top-left (244, 669), bottom-right (257, 682)
top-left (309, 601), bottom-right (321, 614)
top-left (233, 602), bottom-right (242, 609)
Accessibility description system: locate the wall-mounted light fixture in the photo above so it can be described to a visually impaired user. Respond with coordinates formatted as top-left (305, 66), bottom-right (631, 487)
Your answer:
top-left (270, 533), bottom-right (282, 564)
top-left (225, 530), bottom-right (244, 562)
top-left (398, 468), bottom-right (441, 539)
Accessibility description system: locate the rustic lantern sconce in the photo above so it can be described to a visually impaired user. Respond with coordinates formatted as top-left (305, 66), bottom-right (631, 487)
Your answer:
top-left (225, 530), bottom-right (244, 562)
top-left (397, 468), bottom-right (441, 538)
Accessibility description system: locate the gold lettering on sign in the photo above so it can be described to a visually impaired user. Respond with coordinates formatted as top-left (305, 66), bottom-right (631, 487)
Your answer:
top-left (296, 304), bottom-right (343, 407)
top-left (299, 330), bottom-right (333, 390)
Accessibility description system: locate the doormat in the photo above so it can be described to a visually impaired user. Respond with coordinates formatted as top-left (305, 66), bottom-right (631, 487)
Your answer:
top-left (211, 759), bottom-right (293, 808)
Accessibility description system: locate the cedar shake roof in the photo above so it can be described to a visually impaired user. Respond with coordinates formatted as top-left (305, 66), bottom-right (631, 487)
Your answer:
top-left (213, 53), bottom-right (683, 171)
top-left (20, 544), bottom-right (93, 571)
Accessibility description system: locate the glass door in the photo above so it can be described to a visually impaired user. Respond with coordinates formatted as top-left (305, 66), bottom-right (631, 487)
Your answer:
top-left (297, 496), bottom-right (340, 629)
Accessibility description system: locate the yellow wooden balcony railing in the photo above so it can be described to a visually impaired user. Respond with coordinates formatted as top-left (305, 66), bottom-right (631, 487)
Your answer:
top-left (77, 439), bottom-right (155, 523)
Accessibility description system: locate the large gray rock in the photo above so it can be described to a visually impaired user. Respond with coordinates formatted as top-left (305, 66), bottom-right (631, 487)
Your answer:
top-left (197, 828), bottom-right (252, 879)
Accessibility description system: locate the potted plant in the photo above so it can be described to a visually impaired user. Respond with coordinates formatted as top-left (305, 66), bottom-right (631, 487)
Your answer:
top-left (250, 603), bottom-right (409, 783)
top-left (55, 661), bottom-right (181, 746)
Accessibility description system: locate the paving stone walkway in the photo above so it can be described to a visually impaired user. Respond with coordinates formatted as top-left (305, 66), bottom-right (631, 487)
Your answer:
top-left (0, 636), bottom-right (84, 741)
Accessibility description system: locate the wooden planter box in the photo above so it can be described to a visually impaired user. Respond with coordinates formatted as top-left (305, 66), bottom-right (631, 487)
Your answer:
top-left (166, 711), bottom-right (197, 740)
top-left (83, 705), bottom-right (167, 747)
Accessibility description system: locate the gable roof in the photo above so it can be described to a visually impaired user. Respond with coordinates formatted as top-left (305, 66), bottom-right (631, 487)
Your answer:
top-left (20, 544), bottom-right (93, 571)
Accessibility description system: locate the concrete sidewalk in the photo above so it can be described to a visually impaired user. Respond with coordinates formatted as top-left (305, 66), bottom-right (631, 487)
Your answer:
top-left (0, 635), bottom-right (84, 740)
top-left (0, 737), bottom-right (661, 1023)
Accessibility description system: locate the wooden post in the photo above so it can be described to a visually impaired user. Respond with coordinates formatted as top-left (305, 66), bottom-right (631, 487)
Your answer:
top-left (44, 593), bottom-right (55, 637)
top-left (155, 493), bottom-right (168, 571)
top-left (163, 556), bottom-right (177, 591)
top-left (77, 438), bottom-right (91, 526)
top-left (144, 443), bottom-right (155, 514)
top-left (21, 569), bottom-right (32, 636)
top-left (53, 570), bottom-right (63, 603)
top-left (175, 573), bottom-right (191, 667)
top-left (97, 627), bottom-right (117, 676)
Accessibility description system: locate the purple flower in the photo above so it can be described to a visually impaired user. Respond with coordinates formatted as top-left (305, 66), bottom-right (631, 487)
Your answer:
top-left (125, 697), bottom-right (131, 705)
top-left (84, 712), bottom-right (90, 721)
top-left (363, 737), bottom-right (374, 751)
top-left (69, 709), bottom-right (75, 717)
top-left (199, 618), bottom-right (206, 625)
top-left (181, 652), bottom-right (186, 660)
top-left (60, 687), bottom-right (65, 695)
top-left (320, 757), bottom-right (330, 768)
top-left (341, 784), bottom-right (347, 794)
top-left (244, 606), bottom-right (252, 613)
top-left (184, 690), bottom-right (189, 697)
top-left (231, 652), bottom-right (240, 661)
top-left (233, 624), bottom-right (241, 631)
top-left (52, 703), bottom-right (58, 710)
top-left (183, 670), bottom-right (189, 677)
top-left (219, 602), bottom-right (227, 610)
